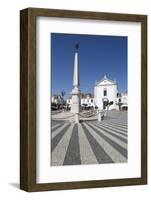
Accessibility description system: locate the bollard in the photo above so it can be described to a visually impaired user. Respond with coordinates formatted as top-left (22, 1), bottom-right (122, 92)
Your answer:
top-left (75, 113), bottom-right (79, 123)
top-left (98, 111), bottom-right (102, 121)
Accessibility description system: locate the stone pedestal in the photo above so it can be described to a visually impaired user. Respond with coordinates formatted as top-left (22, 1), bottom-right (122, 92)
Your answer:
top-left (71, 87), bottom-right (80, 113)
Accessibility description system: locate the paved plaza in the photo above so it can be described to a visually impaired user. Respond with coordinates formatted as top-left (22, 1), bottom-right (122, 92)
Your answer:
top-left (51, 111), bottom-right (127, 166)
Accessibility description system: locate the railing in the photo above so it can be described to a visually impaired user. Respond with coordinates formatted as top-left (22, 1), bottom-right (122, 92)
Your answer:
top-left (52, 109), bottom-right (106, 123)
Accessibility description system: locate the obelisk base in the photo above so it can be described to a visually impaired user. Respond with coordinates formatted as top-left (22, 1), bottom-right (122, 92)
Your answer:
top-left (71, 87), bottom-right (80, 114)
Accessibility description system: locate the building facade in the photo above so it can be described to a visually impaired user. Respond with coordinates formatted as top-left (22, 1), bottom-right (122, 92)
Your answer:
top-left (120, 92), bottom-right (128, 110)
top-left (67, 93), bottom-right (95, 108)
top-left (66, 75), bottom-right (128, 111)
top-left (94, 75), bottom-right (118, 110)
top-left (51, 94), bottom-right (64, 105)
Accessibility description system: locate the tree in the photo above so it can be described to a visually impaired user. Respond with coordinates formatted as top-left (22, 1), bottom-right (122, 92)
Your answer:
top-left (51, 102), bottom-right (58, 110)
top-left (109, 101), bottom-right (113, 106)
top-left (106, 101), bottom-right (113, 110)
top-left (103, 100), bottom-right (113, 110)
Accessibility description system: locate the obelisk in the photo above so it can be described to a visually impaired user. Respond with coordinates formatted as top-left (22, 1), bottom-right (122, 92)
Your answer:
top-left (71, 44), bottom-right (80, 123)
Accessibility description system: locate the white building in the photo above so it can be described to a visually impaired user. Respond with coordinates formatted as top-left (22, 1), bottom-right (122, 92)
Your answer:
top-left (94, 75), bottom-right (118, 110)
top-left (67, 93), bottom-right (95, 108)
top-left (51, 94), bottom-right (64, 105)
top-left (66, 75), bottom-right (128, 111)
top-left (81, 93), bottom-right (95, 107)
top-left (120, 92), bottom-right (128, 110)
top-left (66, 97), bottom-right (72, 106)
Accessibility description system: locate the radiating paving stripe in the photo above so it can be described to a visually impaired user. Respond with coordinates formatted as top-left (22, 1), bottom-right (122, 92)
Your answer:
top-left (87, 122), bottom-right (127, 158)
top-left (97, 122), bottom-right (127, 136)
top-left (93, 122), bottom-right (127, 143)
top-left (105, 120), bottom-right (128, 127)
top-left (51, 123), bottom-right (74, 166)
top-left (101, 121), bottom-right (127, 129)
top-left (83, 123), bottom-right (126, 163)
top-left (52, 123), bottom-right (69, 139)
top-left (81, 124), bottom-right (113, 163)
top-left (51, 123), bottom-right (64, 131)
top-left (106, 120), bottom-right (127, 125)
top-left (106, 116), bottom-right (127, 121)
top-left (63, 124), bottom-right (81, 165)
top-left (94, 122), bottom-right (127, 139)
top-left (51, 123), bottom-right (70, 152)
top-left (88, 122), bottom-right (127, 149)
top-left (106, 120), bottom-right (127, 127)
top-left (101, 122), bottom-right (127, 131)
top-left (78, 123), bottom-right (98, 164)
top-left (100, 121), bottom-right (127, 132)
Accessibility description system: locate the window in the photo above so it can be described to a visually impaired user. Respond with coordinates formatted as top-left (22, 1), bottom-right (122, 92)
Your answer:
top-left (91, 99), bottom-right (93, 103)
top-left (103, 89), bottom-right (107, 96)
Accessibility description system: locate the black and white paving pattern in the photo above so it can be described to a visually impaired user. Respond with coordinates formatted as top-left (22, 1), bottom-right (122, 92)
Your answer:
top-left (51, 111), bottom-right (127, 166)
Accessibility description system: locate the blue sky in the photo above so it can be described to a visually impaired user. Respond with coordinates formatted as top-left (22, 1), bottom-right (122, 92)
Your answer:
top-left (51, 33), bottom-right (127, 98)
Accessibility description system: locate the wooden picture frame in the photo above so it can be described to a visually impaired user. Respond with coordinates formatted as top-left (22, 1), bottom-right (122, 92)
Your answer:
top-left (20, 7), bottom-right (147, 192)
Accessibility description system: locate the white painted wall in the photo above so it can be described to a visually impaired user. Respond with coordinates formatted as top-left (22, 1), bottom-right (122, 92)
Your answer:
top-left (51, 95), bottom-right (64, 104)
top-left (67, 98), bottom-right (95, 107)
top-left (121, 94), bottom-right (128, 107)
top-left (0, 0), bottom-right (150, 199)
top-left (95, 84), bottom-right (117, 109)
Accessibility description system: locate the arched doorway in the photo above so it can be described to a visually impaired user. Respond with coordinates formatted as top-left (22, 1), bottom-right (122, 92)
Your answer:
top-left (102, 98), bottom-right (109, 110)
